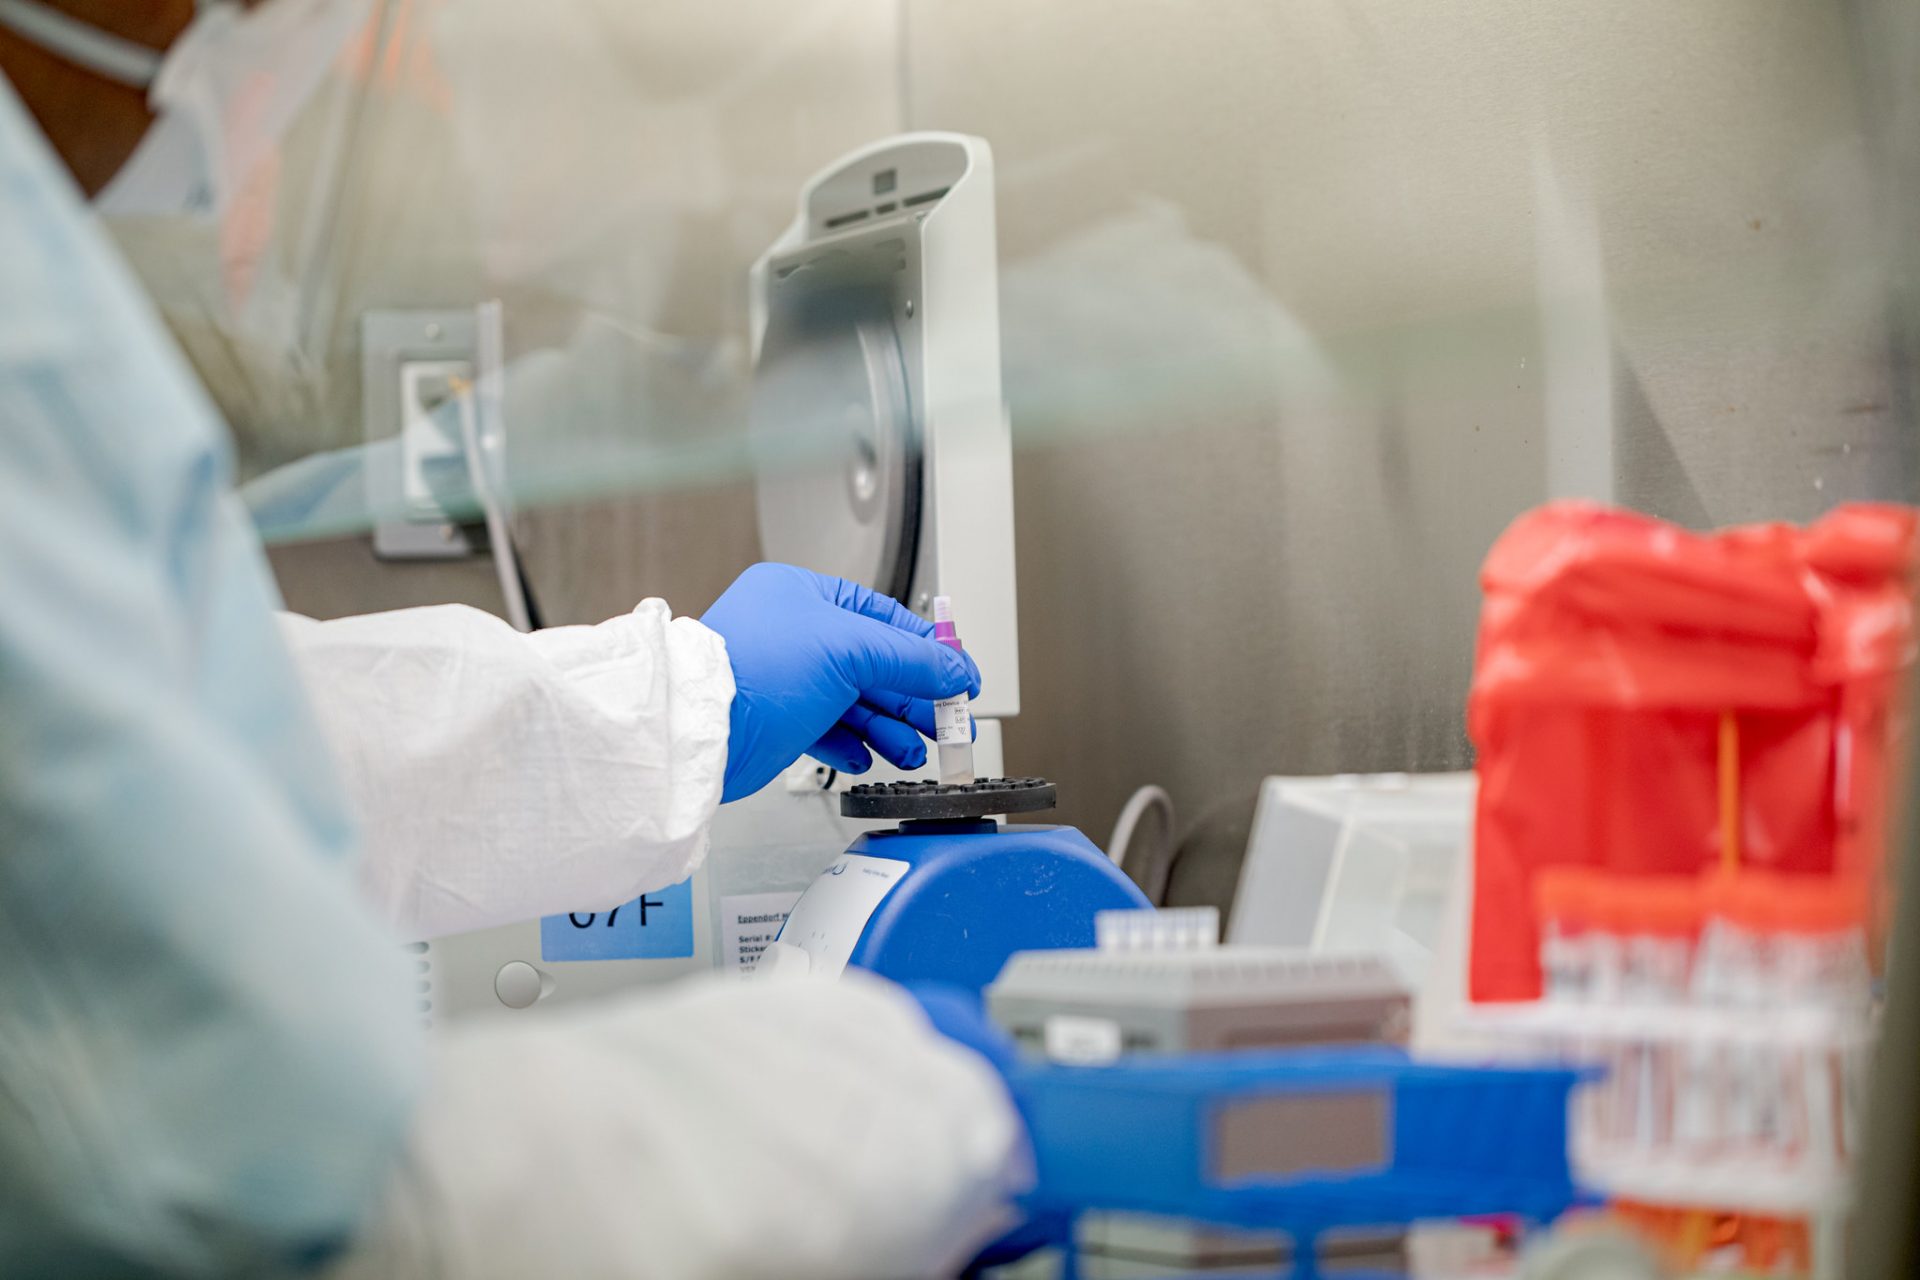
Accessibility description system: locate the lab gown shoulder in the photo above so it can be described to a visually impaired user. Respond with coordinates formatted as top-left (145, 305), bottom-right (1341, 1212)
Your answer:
top-left (0, 77), bottom-right (420, 1276)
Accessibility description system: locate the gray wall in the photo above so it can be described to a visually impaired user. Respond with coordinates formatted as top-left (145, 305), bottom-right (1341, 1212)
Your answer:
top-left (904, 0), bottom-right (1909, 891)
top-left (270, 1), bottom-right (1912, 903)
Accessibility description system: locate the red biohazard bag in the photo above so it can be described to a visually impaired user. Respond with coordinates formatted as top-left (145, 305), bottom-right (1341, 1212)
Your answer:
top-left (1467, 501), bottom-right (1918, 1001)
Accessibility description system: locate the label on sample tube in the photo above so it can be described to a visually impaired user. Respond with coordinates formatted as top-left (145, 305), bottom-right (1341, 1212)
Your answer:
top-left (934, 695), bottom-right (971, 746)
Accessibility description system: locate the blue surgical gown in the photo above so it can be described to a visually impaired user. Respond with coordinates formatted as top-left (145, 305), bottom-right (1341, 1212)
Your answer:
top-left (0, 80), bottom-right (420, 1276)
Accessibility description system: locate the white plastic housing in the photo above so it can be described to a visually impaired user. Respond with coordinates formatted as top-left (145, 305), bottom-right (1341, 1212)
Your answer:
top-left (750, 133), bottom-right (1020, 718)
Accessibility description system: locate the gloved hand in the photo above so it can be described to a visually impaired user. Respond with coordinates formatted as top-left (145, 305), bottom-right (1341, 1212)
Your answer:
top-left (907, 984), bottom-right (1020, 1073)
top-left (701, 563), bottom-right (982, 802)
top-left (906, 986), bottom-right (1065, 1273)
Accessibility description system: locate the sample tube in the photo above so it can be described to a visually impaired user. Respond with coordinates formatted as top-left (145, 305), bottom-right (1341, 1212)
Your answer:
top-left (1619, 877), bottom-right (1701, 1153)
top-left (1696, 872), bottom-right (1776, 1158)
top-left (1534, 869), bottom-right (1600, 1004)
top-left (1534, 869), bottom-right (1604, 1144)
top-left (931, 595), bottom-right (975, 785)
top-left (1767, 876), bottom-right (1870, 1172)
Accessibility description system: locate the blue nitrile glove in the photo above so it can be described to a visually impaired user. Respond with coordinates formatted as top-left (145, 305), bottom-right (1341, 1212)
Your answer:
top-left (908, 984), bottom-right (1021, 1074)
top-left (906, 985), bottom-right (1067, 1272)
top-left (701, 563), bottom-right (983, 802)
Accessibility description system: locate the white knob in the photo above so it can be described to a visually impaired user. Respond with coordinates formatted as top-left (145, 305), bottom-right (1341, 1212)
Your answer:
top-left (494, 961), bottom-right (547, 1009)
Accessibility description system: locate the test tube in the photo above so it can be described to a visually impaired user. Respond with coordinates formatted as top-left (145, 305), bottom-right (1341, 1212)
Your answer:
top-left (930, 595), bottom-right (975, 785)
top-left (1619, 877), bottom-right (1700, 1153)
top-left (1768, 876), bottom-right (1869, 1173)
top-left (1534, 869), bottom-right (1600, 1004)
top-left (1695, 872), bottom-right (1776, 1160)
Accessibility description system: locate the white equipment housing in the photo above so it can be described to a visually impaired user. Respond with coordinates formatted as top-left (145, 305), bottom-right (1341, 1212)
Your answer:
top-left (423, 135), bottom-right (1020, 1021)
top-left (749, 132), bottom-right (1018, 716)
top-left (1229, 772), bottom-right (1477, 1052)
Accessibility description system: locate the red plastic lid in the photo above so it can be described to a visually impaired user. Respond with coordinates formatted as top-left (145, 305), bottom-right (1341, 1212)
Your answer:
top-left (1533, 867), bottom-right (1609, 928)
top-left (1616, 876), bottom-right (1703, 937)
top-left (1769, 876), bottom-right (1870, 935)
top-left (1705, 869), bottom-right (1766, 929)
top-left (1707, 870), bottom-right (1869, 934)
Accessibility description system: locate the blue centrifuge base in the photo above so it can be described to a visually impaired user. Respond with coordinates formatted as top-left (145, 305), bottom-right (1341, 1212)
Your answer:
top-left (845, 820), bottom-right (1151, 996)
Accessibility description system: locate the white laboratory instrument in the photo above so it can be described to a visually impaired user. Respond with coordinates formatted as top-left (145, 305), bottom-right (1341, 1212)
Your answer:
top-left (748, 131), bottom-right (1018, 712)
top-left (1228, 772), bottom-right (1477, 1049)
top-left (984, 911), bottom-right (1414, 1275)
top-left (422, 134), bottom-right (1020, 1019)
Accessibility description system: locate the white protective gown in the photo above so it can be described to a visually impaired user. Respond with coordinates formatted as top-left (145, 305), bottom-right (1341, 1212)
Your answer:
top-left (279, 601), bottom-right (735, 940)
top-left (0, 78), bottom-right (1024, 1280)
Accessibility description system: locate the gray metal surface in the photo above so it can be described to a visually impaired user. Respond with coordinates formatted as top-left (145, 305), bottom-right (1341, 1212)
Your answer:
top-left (751, 270), bottom-right (919, 600)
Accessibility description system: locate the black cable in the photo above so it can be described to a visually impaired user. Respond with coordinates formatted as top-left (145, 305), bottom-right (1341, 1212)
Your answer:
top-left (507, 534), bottom-right (544, 630)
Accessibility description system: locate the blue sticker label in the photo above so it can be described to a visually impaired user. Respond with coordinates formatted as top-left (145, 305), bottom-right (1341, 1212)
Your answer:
top-left (540, 877), bottom-right (695, 962)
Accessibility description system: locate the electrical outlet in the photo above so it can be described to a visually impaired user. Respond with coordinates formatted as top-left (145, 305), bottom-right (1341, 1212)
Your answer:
top-left (364, 310), bottom-right (482, 560)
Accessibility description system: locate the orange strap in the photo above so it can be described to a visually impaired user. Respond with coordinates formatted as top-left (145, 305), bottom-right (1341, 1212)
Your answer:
top-left (1719, 710), bottom-right (1741, 872)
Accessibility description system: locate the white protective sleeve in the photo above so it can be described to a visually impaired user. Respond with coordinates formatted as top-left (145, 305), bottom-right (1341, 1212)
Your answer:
top-left (321, 970), bottom-right (1032, 1280)
top-left (278, 600), bottom-right (733, 940)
